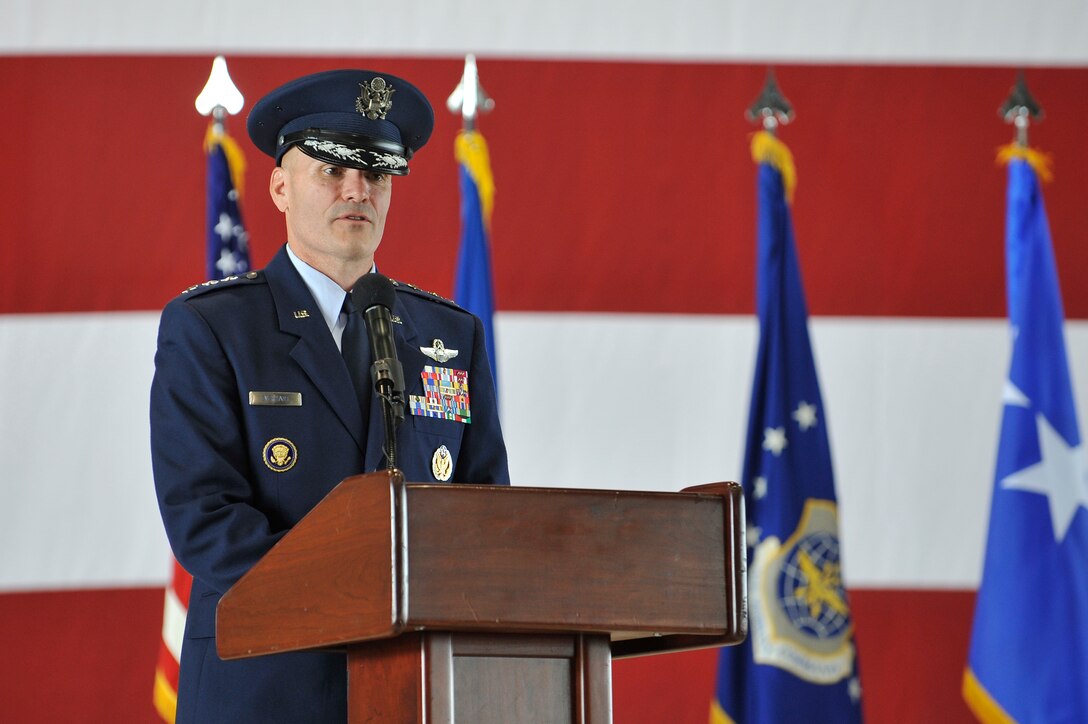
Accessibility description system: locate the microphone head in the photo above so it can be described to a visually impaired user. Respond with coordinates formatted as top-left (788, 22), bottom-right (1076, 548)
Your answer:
top-left (350, 273), bottom-right (397, 312)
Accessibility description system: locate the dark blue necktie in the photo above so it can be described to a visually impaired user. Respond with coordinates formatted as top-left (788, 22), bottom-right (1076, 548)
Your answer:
top-left (341, 296), bottom-right (371, 438)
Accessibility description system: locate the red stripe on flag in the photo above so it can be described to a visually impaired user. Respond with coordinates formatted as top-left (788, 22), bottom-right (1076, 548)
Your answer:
top-left (4, 57), bottom-right (1088, 318)
top-left (1, 586), bottom-right (974, 722)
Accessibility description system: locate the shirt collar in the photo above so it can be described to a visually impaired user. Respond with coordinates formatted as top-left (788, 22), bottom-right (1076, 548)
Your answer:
top-left (282, 242), bottom-right (350, 333)
top-left (284, 243), bottom-right (374, 334)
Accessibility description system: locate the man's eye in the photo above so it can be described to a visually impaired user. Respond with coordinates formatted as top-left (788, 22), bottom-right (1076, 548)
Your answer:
top-left (322, 166), bottom-right (343, 176)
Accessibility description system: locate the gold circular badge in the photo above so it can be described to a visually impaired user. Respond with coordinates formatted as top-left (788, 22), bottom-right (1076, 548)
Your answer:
top-left (431, 445), bottom-right (453, 482)
top-left (262, 437), bottom-right (298, 473)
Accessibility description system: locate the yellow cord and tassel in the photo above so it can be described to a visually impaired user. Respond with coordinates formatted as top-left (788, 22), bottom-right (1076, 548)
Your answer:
top-left (996, 143), bottom-right (1054, 183)
top-left (751, 130), bottom-right (797, 203)
top-left (204, 123), bottom-right (247, 198)
top-left (455, 130), bottom-right (496, 228)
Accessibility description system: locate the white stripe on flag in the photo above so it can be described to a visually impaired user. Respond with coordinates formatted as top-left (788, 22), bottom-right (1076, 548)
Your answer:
top-left (161, 584), bottom-right (186, 661)
top-left (6, 310), bottom-right (1088, 591)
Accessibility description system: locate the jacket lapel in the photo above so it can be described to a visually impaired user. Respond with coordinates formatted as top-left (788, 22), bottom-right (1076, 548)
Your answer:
top-left (263, 247), bottom-right (367, 455)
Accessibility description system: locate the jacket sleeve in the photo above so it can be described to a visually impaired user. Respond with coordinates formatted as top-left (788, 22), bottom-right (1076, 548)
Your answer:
top-left (453, 313), bottom-right (510, 486)
top-left (150, 298), bottom-right (285, 594)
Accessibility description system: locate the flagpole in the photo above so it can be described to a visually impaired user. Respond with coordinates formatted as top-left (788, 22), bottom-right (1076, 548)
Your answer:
top-left (712, 70), bottom-right (863, 724)
top-left (447, 55), bottom-right (501, 382)
top-left (964, 71), bottom-right (1088, 724)
top-left (154, 56), bottom-right (249, 723)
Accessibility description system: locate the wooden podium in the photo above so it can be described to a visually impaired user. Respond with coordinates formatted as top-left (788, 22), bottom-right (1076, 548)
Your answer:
top-left (217, 470), bottom-right (746, 723)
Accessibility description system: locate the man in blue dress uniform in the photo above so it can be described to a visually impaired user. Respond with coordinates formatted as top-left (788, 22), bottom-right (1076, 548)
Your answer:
top-left (151, 68), bottom-right (510, 723)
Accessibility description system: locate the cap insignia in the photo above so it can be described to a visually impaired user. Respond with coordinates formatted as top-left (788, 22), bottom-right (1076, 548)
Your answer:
top-left (356, 77), bottom-right (395, 120)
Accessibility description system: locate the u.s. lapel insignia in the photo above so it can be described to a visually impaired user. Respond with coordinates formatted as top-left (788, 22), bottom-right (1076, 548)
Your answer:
top-left (262, 437), bottom-right (298, 473)
top-left (431, 445), bottom-right (453, 482)
top-left (420, 339), bottom-right (459, 363)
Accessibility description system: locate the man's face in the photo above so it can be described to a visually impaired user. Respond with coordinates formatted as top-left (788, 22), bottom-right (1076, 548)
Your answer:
top-left (269, 147), bottom-right (392, 270)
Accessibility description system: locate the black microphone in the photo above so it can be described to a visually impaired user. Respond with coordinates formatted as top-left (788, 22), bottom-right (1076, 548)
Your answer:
top-left (349, 274), bottom-right (405, 467)
top-left (350, 273), bottom-right (405, 418)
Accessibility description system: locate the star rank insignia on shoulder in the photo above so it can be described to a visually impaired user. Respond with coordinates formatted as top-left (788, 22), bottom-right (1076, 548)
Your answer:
top-left (390, 279), bottom-right (462, 310)
top-left (179, 270), bottom-right (262, 298)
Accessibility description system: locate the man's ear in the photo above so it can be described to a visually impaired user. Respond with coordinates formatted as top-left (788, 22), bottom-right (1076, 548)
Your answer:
top-left (270, 166), bottom-right (288, 212)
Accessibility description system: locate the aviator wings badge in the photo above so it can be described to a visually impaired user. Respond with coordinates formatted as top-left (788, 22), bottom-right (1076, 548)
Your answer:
top-left (420, 338), bottom-right (459, 363)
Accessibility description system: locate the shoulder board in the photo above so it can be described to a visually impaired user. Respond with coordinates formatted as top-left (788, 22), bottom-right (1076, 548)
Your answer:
top-left (178, 271), bottom-right (265, 299)
top-left (390, 279), bottom-right (465, 311)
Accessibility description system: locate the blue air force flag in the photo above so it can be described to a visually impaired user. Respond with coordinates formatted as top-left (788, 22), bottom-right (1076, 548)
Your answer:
top-left (963, 149), bottom-right (1088, 723)
top-left (205, 124), bottom-right (250, 280)
top-left (453, 130), bottom-right (499, 382)
top-left (712, 131), bottom-right (863, 724)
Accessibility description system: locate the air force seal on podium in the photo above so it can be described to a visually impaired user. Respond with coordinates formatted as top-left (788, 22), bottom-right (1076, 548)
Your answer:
top-left (749, 499), bottom-right (855, 683)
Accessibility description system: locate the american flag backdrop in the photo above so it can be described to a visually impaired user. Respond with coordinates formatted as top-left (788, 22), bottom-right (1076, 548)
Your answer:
top-left (2, 2), bottom-right (1088, 722)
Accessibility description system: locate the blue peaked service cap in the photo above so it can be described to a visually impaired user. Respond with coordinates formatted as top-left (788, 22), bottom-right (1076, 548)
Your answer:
top-left (247, 69), bottom-right (435, 176)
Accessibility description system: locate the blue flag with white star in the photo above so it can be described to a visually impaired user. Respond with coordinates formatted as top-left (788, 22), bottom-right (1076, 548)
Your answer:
top-left (963, 150), bottom-right (1088, 723)
top-left (711, 131), bottom-right (863, 724)
top-left (453, 130), bottom-right (499, 384)
top-left (205, 124), bottom-right (250, 280)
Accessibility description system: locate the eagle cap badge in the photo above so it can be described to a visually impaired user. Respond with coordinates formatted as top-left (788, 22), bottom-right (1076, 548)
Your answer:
top-left (355, 77), bottom-right (395, 120)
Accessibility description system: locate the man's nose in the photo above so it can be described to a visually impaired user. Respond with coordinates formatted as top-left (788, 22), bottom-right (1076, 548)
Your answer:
top-left (341, 171), bottom-right (371, 202)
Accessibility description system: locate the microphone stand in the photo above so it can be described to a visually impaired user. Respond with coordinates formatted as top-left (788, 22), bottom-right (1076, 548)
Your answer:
top-left (371, 360), bottom-right (405, 470)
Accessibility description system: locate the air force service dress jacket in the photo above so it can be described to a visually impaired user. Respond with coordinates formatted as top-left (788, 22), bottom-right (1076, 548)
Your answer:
top-left (150, 244), bottom-right (510, 723)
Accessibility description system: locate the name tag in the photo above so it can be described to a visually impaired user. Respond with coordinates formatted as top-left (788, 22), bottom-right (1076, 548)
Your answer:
top-left (248, 391), bottom-right (302, 407)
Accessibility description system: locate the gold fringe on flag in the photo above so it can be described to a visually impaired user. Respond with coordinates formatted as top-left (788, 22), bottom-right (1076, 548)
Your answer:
top-left (709, 699), bottom-right (737, 724)
top-left (455, 130), bottom-right (496, 227)
top-left (996, 143), bottom-right (1054, 183)
top-left (751, 130), bottom-right (797, 203)
top-left (205, 122), bottom-right (247, 198)
top-left (962, 667), bottom-right (1015, 724)
top-left (152, 668), bottom-right (178, 723)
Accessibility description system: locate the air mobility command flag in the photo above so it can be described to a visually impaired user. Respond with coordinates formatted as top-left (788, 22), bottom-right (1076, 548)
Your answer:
top-left (711, 131), bottom-right (863, 724)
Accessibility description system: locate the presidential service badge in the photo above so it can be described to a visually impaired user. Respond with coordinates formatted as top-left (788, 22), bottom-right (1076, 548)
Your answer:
top-left (409, 366), bottom-right (471, 423)
top-left (431, 445), bottom-right (453, 481)
top-left (262, 437), bottom-right (298, 473)
top-left (748, 498), bottom-right (855, 683)
top-left (356, 77), bottom-right (395, 120)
